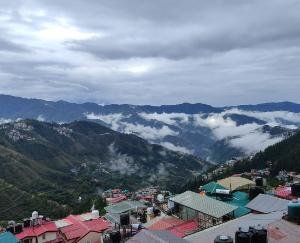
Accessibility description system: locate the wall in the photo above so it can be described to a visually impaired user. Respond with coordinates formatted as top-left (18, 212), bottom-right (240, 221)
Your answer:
top-left (37, 232), bottom-right (57, 243)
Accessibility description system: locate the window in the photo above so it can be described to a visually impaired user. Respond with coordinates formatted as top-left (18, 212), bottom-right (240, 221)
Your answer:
top-left (42, 233), bottom-right (46, 240)
top-left (86, 240), bottom-right (91, 243)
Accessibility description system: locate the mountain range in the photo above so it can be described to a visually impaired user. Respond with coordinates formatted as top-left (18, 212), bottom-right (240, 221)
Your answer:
top-left (1, 94), bottom-right (299, 163)
top-left (0, 119), bottom-right (208, 221)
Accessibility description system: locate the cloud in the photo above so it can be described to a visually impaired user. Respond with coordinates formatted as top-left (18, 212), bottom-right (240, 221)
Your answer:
top-left (107, 143), bottom-right (138, 175)
top-left (193, 113), bottom-right (285, 154)
top-left (0, 1), bottom-right (300, 105)
top-left (85, 112), bottom-right (178, 140)
top-left (160, 142), bottom-right (193, 154)
top-left (223, 108), bottom-right (300, 128)
top-left (138, 112), bottom-right (189, 125)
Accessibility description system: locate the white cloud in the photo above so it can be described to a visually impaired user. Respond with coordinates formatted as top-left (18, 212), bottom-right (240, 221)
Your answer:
top-left (139, 112), bottom-right (189, 125)
top-left (160, 142), bottom-right (193, 154)
top-left (122, 123), bottom-right (178, 140)
top-left (85, 113), bottom-right (125, 131)
top-left (193, 113), bottom-right (285, 154)
top-left (107, 143), bottom-right (138, 175)
top-left (224, 109), bottom-right (300, 127)
top-left (85, 112), bottom-right (178, 140)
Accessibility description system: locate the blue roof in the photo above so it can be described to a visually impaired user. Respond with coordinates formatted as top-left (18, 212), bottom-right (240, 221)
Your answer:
top-left (0, 232), bottom-right (19, 243)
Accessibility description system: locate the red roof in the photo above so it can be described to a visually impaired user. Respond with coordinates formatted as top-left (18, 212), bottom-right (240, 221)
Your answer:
top-left (168, 220), bottom-right (198, 238)
top-left (60, 215), bottom-right (110, 241)
top-left (16, 221), bottom-right (58, 240)
top-left (148, 216), bottom-right (198, 238)
top-left (275, 186), bottom-right (297, 200)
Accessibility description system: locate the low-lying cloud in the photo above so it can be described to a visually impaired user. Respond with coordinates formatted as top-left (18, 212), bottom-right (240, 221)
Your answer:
top-left (86, 109), bottom-right (300, 156)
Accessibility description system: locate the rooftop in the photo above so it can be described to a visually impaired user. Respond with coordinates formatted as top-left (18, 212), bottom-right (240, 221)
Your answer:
top-left (59, 213), bottom-right (110, 241)
top-left (0, 232), bottom-right (19, 243)
top-left (185, 211), bottom-right (286, 243)
top-left (105, 200), bottom-right (146, 214)
top-left (169, 191), bottom-right (237, 218)
top-left (127, 229), bottom-right (188, 243)
top-left (217, 176), bottom-right (255, 191)
top-left (147, 216), bottom-right (198, 238)
top-left (201, 182), bottom-right (227, 194)
top-left (15, 221), bottom-right (58, 240)
top-left (246, 194), bottom-right (289, 213)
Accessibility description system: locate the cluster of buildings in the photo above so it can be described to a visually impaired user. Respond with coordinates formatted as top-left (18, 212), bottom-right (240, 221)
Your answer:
top-left (1, 174), bottom-right (300, 243)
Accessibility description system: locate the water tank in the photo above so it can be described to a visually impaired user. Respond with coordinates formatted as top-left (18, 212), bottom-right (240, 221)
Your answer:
top-left (147, 207), bottom-right (154, 215)
top-left (249, 186), bottom-right (264, 200)
top-left (288, 199), bottom-right (300, 220)
top-left (235, 228), bottom-right (252, 243)
top-left (214, 235), bottom-right (233, 243)
top-left (255, 177), bottom-right (264, 187)
top-left (6, 226), bottom-right (14, 234)
top-left (250, 225), bottom-right (267, 243)
top-left (216, 189), bottom-right (231, 195)
top-left (14, 223), bottom-right (23, 234)
top-left (110, 230), bottom-right (121, 243)
top-left (168, 200), bottom-right (175, 209)
top-left (120, 213), bottom-right (130, 226)
top-left (32, 211), bottom-right (38, 220)
top-left (291, 182), bottom-right (300, 197)
top-left (92, 210), bottom-right (99, 219)
top-left (23, 219), bottom-right (31, 228)
top-left (157, 194), bottom-right (164, 202)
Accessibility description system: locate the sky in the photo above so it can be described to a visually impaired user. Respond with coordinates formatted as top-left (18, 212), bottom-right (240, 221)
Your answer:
top-left (0, 0), bottom-right (300, 106)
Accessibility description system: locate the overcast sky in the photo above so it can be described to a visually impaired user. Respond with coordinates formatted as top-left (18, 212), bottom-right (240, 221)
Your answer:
top-left (0, 0), bottom-right (300, 105)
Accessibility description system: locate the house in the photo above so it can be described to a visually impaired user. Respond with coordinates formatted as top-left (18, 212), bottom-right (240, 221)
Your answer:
top-left (217, 176), bottom-right (255, 191)
top-left (169, 191), bottom-right (237, 230)
top-left (57, 212), bottom-right (110, 243)
top-left (147, 216), bottom-right (198, 238)
top-left (246, 194), bottom-right (289, 214)
top-left (105, 200), bottom-right (147, 226)
top-left (184, 210), bottom-right (300, 243)
top-left (15, 220), bottom-right (59, 243)
top-left (0, 232), bottom-right (20, 243)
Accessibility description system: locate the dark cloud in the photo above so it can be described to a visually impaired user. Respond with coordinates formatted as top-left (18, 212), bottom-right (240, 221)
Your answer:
top-left (0, 0), bottom-right (300, 105)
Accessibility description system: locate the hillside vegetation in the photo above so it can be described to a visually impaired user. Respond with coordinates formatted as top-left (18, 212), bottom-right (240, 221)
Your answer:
top-left (0, 119), bottom-right (209, 221)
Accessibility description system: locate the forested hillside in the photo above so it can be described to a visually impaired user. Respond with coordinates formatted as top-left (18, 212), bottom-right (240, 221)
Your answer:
top-left (0, 119), bottom-right (209, 221)
top-left (233, 130), bottom-right (300, 174)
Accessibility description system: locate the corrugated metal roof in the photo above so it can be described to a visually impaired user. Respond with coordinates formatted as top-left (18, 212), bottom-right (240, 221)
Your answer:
top-left (246, 194), bottom-right (289, 213)
top-left (127, 230), bottom-right (188, 243)
top-left (105, 200), bottom-right (146, 214)
top-left (201, 182), bottom-right (227, 194)
top-left (184, 211), bottom-right (285, 243)
top-left (217, 176), bottom-right (255, 191)
top-left (169, 191), bottom-right (237, 218)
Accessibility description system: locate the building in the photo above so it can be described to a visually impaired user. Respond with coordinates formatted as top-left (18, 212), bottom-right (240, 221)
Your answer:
top-left (217, 176), bottom-right (255, 191)
top-left (105, 200), bottom-right (147, 226)
top-left (127, 229), bottom-right (188, 243)
top-left (169, 191), bottom-right (237, 230)
top-left (0, 232), bottom-right (20, 243)
top-left (246, 194), bottom-right (289, 213)
top-left (184, 211), bottom-right (286, 243)
top-left (147, 216), bottom-right (198, 238)
top-left (15, 221), bottom-right (59, 243)
top-left (56, 212), bottom-right (110, 243)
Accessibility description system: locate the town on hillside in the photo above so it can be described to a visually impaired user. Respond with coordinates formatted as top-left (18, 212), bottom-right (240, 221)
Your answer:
top-left (1, 165), bottom-right (300, 243)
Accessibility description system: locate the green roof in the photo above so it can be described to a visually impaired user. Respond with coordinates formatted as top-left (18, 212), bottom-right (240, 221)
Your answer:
top-left (201, 182), bottom-right (227, 194)
top-left (105, 200), bottom-right (146, 214)
top-left (0, 232), bottom-right (19, 243)
top-left (170, 191), bottom-right (237, 218)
